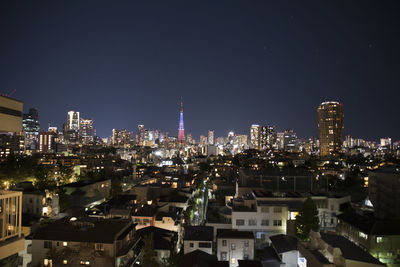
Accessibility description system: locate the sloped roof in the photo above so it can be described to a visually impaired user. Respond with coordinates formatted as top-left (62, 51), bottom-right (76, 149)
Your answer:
top-left (184, 226), bottom-right (213, 241)
top-left (178, 250), bottom-right (228, 267)
top-left (32, 217), bottom-right (133, 243)
top-left (320, 233), bottom-right (385, 265)
top-left (270, 234), bottom-right (298, 253)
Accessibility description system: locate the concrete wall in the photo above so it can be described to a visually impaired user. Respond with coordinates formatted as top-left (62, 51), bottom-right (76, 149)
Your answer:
top-left (183, 240), bottom-right (212, 255)
top-left (217, 238), bottom-right (254, 267)
top-left (0, 96), bottom-right (23, 132)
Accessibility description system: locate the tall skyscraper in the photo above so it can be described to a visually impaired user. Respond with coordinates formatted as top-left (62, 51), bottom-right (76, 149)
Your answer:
top-left (283, 129), bottom-right (298, 152)
top-left (22, 108), bottom-right (40, 148)
top-left (22, 108), bottom-right (40, 135)
top-left (317, 101), bottom-right (344, 156)
top-left (0, 95), bottom-right (24, 157)
top-left (64, 111), bottom-right (80, 144)
top-left (177, 98), bottom-right (185, 144)
top-left (260, 125), bottom-right (275, 150)
top-left (250, 124), bottom-right (260, 149)
top-left (137, 124), bottom-right (145, 146)
top-left (80, 118), bottom-right (93, 144)
top-left (67, 111), bottom-right (80, 131)
top-left (208, 130), bottom-right (214, 145)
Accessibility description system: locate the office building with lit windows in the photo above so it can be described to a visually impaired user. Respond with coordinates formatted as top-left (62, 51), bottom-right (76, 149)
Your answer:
top-left (22, 108), bottom-right (40, 149)
top-left (208, 130), bottom-right (215, 145)
top-left (0, 95), bottom-right (24, 157)
top-left (317, 101), bottom-right (344, 157)
top-left (250, 124), bottom-right (260, 150)
top-left (80, 118), bottom-right (93, 144)
top-left (64, 111), bottom-right (80, 144)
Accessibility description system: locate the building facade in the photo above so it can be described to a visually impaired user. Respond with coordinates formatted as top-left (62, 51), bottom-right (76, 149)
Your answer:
top-left (217, 230), bottom-right (255, 267)
top-left (317, 101), bottom-right (344, 157)
top-left (0, 190), bottom-right (24, 261)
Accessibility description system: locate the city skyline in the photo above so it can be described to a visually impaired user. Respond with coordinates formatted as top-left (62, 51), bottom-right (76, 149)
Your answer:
top-left (1, 1), bottom-right (400, 140)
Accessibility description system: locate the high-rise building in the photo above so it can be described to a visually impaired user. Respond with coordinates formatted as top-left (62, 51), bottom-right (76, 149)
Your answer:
top-left (80, 118), bottom-right (93, 144)
top-left (38, 131), bottom-right (56, 153)
top-left (317, 101), bottom-right (344, 156)
top-left (64, 111), bottom-right (80, 144)
top-left (250, 124), bottom-right (260, 150)
top-left (283, 129), bottom-right (297, 152)
top-left (200, 135), bottom-right (208, 146)
top-left (186, 133), bottom-right (193, 145)
top-left (0, 95), bottom-right (24, 157)
top-left (22, 108), bottom-right (40, 134)
top-left (67, 111), bottom-right (80, 131)
top-left (137, 124), bottom-right (145, 146)
top-left (0, 95), bottom-right (23, 132)
top-left (177, 98), bottom-right (185, 144)
top-left (380, 137), bottom-right (392, 147)
top-left (208, 130), bottom-right (214, 145)
top-left (22, 108), bottom-right (40, 149)
top-left (260, 125), bottom-right (275, 150)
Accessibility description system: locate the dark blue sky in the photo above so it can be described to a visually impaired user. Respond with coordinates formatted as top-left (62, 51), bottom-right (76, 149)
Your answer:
top-left (1, 1), bottom-right (399, 140)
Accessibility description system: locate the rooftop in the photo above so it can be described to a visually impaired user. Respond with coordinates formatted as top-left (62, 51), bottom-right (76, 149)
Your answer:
top-left (216, 229), bottom-right (254, 239)
top-left (320, 233), bottom-right (385, 265)
top-left (270, 234), bottom-right (298, 253)
top-left (32, 217), bottom-right (133, 243)
top-left (338, 211), bottom-right (400, 235)
top-left (178, 250), bottom-right (228, 267)
top-left (184, 226), bottom-right (213, 241)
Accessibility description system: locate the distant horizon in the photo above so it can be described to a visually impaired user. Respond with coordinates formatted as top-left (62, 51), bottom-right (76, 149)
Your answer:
top-left (18, 99), bottom-right (397, 143)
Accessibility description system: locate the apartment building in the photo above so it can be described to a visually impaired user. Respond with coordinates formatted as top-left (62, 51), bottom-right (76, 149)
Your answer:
top-left (30, 217), bottom-right (137, 267)
top-left (217, 230), bottom-right (254, 267)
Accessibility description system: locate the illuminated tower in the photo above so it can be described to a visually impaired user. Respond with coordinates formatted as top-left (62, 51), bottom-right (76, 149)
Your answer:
top-left (178, 98), bottom-right (185, 144)
top-left (317, 101), bottom-right (344, 156)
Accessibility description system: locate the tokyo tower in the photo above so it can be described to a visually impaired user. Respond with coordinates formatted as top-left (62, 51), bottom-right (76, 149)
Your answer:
top-left (177, 97), bottom-right (185, 144)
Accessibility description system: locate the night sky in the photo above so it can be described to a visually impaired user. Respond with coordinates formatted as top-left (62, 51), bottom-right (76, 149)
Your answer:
top-left (1, 1), bottom-right (399, 141)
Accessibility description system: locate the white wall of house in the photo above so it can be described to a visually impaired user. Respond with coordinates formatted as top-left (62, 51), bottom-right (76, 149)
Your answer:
top-left (183, 240), bottom-right (212, 255)
top-left (217, 238), bottom-right (254, 267)
top-left (231, 205), bottom-right (288, 241)
top-left (281, 250), bottom-right (299, 267)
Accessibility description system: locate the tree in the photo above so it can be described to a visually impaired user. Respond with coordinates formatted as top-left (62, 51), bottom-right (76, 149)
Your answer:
top-left (295, 196), bottom-right (319, 241)
top-left (35, 165), bottom-right (56, 190)
top-left (58, 165), bottom-right (73, 184)
top-left (141, 233), bottom-right (159, 267)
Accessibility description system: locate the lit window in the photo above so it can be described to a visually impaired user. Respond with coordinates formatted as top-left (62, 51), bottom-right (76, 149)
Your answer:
top-left (221, 252), bottom-right (227, 260)
top-left (222, 240), bottom-right (227, 246)
top-left (63, 242), bottom-right (68, 247)
top-left (376, 237), bottom-right (383, 243)
top-left (63, 260), bottom-right (68, 264)
top-left (273, 220), bottom-right (282, 226)
top-left (231, 258), bottom-right (236, 264)
top-left (359, 232), bottom-right (368, 239)
top-left (95, 243), bottom-right (104, 251)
